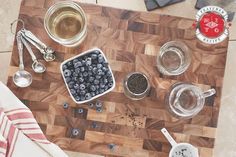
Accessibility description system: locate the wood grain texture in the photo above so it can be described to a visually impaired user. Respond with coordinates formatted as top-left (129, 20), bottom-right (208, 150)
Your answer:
top-left (7, 1), bottom-right (229, 157)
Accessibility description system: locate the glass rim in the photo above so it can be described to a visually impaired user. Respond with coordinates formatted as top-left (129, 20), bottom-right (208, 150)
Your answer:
top-left (157, 40), bottom-right (191, 76)
top-left (44, 1), bottom-right (88, 45)
top-left (124, 72), bottom-right (151, 97)
top-left (167, 82), bottom-right (205, 118)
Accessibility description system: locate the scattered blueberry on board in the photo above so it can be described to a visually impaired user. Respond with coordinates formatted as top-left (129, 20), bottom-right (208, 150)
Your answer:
top-left (62, 49), bottom-right (114, 103)
top-left (71, 128), bottom-right (80, 136)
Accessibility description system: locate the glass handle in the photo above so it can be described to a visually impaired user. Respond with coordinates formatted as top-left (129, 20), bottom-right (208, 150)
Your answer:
top-left (203, 88), bottom-right (216, 98)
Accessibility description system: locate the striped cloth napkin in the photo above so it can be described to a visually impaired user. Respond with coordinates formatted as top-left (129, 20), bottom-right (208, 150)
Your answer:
top-left (0, 82), bottom-right (68, 157)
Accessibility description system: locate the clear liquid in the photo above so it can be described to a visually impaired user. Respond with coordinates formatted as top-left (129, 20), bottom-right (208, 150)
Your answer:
top-left (49, 7), bottom-right (83, 39)
top-left (177, 90), bottom-right (198, 110)
top-left (161, 47), bottom-right (184, 71)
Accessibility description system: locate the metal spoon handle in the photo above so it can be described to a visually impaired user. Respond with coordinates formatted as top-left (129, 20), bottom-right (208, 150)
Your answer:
top-left (20, 35), bottom-right (37, 62)
top-left (16, 31), bottom-right (24, 70)
top-left (23, 29), bottom-right (47, 49)
top-left (21, 30), bottom-right (46, 54)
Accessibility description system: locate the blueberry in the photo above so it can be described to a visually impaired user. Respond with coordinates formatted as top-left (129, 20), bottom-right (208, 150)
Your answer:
top-left (79, 77), bottom-right (84, 83)
top-left (94, 79), bottom-right (99, 85)
top-left (88, 71), bottom-right (93, 76)
top-left (108, 144), bottom-right (116, 150)
top-left (108, 82), bottom-right (113, 88)
top-left (72, 76), bottom-right (79, 82)
top-left (71, 128), bottom-right (80, 136)
top-left (83, 72), bottom-right (88, 77)
top-left (80, 84), bottom-right (86, 90)
top-left (64, 69), bottom-right (72, 77)
top-left (100, 83), bottom-right (105, 89)
top-left (62, 64), bottom-right (68, 70)
top-left (65, 77), bottom-right (71, 83)
top-left (80, 67), bottom-right (85, 72)
top-left (91, 92), bottom-right (96, 97)
top-left (106, 71), bottom-right (112, 76)
top-left (92, 67), bottom-right (98, 74)
top-left (103, 62), bottom-right (109, 68)
top-left (73, 73), bottom-right (79, 77)
top-left (74, 68), bottom-right (79, 74)
top-left (81, 96), bottom-right (85, 101)
top-left (74, 61), bottom-right (82, 68)
top-left (82, 60), bottom-right (86, 66)
top-left (89, 76), bottom-right (95, 82)
top-left (88, 103), bottom-right (94, 108)
top-left (91, 54), bottom-right (98, 60)
top-left (91, 122), bottom-right (98, 128)
top-left (103, 78), bottom-right (108, 84)
top-left (96, 90), bottom-right (100, 95)
top-left (100, 89), bottom-right (105, 93)
top-left (97, 69), bottom-right (103, 75)
top-left (102, 67), bottom-right (108, 72)
top-left (77, 108), bottom-right (84, 113)
top-left (85, 58), bottom-right (92, 66)
top-left (86, 83), bottom-right (91, 87)
top-left (95, 75), bottom-right (102, 79)
top-left (70, 89), bottom-right (76, 95)
top-left (96, 107), bottom-right (103, 112)
top-left (93, 50), bottom-right (100, 54)
top-left (98, 56), bottom-right (104, 63)
top-left (95, 101), bottom-right (102, 107)
top-left (80, 90), bottom-right (86, 96)
top-left (85, 93), bottom-right (92, 100)
top-left (73, 58), bottom-right (79, 64)
top-left (66, 61), bottom-right (73, 67)
top-left (97, 64), bottom-right (103, 69)
top-left (104, 86), bottom-right (109, 90)
top-left (96, 85), bottom-right (100, 89)
top-left (88, 66), bottom-right (93, 71)
top-left (90, 85), bottom-right (96, 92)
top-left (68, 81), bottom-right (75, 88)
top-left (74, 83), bottom-right (80, 90)
top-left (74, 96), bottom-right (81, 101)
top-left (63, 102), bottom-right (69, 109)
top-left (108, 77), bottom-right (113, 83)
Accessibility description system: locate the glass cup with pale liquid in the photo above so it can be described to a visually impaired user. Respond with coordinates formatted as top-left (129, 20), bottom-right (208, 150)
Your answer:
top-left (44, 1), bottom-right (87, 47)
top-left (157, 41), bottom-right (191, 76)
top-left (165, 82), bottom-right (216, 119)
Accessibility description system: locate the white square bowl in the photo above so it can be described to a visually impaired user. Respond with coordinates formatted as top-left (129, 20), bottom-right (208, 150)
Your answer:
top-left (60, 47), bottom-right (116, 104)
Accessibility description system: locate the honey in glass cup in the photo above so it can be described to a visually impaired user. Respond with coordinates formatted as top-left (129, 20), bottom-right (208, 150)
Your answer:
top-left (44, 1), bottom-right (87, 47)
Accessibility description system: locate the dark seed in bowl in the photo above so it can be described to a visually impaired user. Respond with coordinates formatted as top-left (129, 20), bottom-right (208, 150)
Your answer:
top-left (127, 73), bottom-right (148, 94)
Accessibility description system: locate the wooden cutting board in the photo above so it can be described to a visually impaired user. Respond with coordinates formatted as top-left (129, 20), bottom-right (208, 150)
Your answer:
top-left (7, 0), bottom-right (229, 157)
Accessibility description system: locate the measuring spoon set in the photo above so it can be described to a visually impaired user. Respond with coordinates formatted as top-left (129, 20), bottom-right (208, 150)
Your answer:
top-left (13, 27), bottom-right (56, 88)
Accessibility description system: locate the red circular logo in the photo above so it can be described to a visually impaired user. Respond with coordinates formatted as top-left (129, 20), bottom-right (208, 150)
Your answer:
top-left (199, 12), bottom-right (225, 38)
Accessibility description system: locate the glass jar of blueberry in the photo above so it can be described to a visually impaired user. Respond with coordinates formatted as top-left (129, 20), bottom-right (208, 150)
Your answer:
top-left (60, 48), bottom-right (115, 104)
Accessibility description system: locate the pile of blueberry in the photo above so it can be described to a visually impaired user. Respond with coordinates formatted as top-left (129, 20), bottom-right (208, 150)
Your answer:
top-left (62, 49), bottom-right (114, 102)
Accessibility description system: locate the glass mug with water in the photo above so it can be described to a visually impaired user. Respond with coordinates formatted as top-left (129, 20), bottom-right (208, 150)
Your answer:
top-left (165, 82), bottom-right (216, 119)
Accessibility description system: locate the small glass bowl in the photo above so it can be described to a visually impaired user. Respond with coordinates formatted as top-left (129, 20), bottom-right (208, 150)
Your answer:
top-left (123, 72), bottom-right (151, 100)
top-left (44, 1), bottom-right (87, 47)
top-left (157, 41), bottom-right (191, 76)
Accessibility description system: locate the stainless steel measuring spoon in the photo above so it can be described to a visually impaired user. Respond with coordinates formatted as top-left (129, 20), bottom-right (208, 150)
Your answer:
top-left (21, 29), bottom-right (56, 62)
top-left (20, 34), bottom-right (46, 73)
top-left (13, 31), bottom-right (32, 88)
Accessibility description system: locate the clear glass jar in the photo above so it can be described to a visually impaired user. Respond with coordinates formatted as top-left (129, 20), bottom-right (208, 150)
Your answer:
top-left (157, 41), bottom-right (191, 76)
top-left (123, 72), bottom-right (151, 100)
top-left (165, 82), bottom-right (216, 119)
top-left (44, 1), bottom-right (87, 47)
